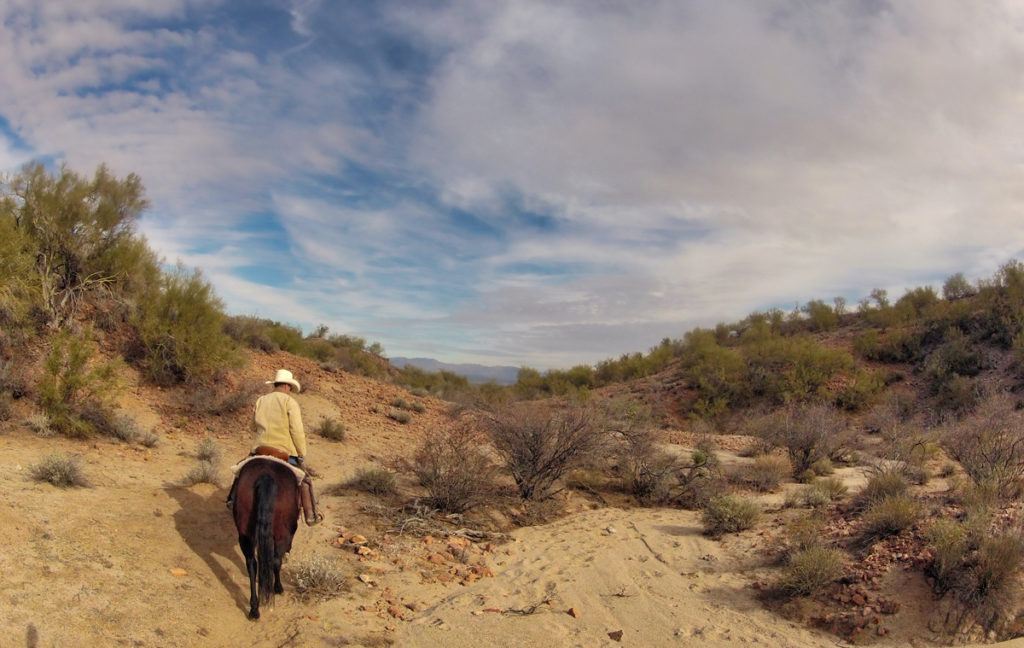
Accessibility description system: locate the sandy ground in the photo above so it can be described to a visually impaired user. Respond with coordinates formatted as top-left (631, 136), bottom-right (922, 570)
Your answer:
top-left (1, 354), bottom-right (1023, 647)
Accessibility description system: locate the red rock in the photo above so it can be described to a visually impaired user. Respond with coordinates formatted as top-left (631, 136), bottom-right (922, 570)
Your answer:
top-left (608, 630), bottom-right (624, 642)
top-left (387, 605), bottom-right (404, 620)
top-left (427, 553), bottom-right (446, 564)
top-left (566, 607), bottom-right (579, 618)
top-left (851, 593), bottom-right (865, 606)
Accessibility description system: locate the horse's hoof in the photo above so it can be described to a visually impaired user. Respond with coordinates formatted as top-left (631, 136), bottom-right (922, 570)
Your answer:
top-left (248, 610), bottom-right (260, 621)
top-left (274, 586), bottom-right (284, 594)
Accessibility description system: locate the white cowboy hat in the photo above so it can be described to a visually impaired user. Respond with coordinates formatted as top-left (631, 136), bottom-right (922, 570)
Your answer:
top-left (267, 368), bottom-right (301, 393)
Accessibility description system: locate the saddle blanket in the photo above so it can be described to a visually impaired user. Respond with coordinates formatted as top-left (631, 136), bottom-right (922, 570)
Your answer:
top-left (230, 455), bottom-right (305, 484)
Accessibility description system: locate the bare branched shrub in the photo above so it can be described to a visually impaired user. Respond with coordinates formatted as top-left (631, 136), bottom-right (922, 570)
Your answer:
top-left (346, 467), bottom-right (397, 496)
top-left (316, 418), bottom-right (347, 441)
top-left (29, 453), bottom-right (89, 488)
top-left (413, 423), bottom-right (496, 512)
top-left (753, 404), bottom-right (848, 476)
top-left (288, 554), bottom-right (350, 601)
top-left (485, 402), bottom-right (608, 500)
top-left (184, 380), bottom-right (261, 416)
top-left (943, 394), bottom-right (1024, 499)
top-left (702, 494), bottom-right (759, 537)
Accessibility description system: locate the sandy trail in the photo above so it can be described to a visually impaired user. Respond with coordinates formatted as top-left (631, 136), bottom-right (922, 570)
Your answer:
top-left (399, 506), bottom-right (837, 648)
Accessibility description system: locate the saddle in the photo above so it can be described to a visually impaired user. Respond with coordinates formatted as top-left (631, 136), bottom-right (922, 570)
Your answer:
top-left (230, 452), bottom-right (305, 484)
top-left (252, 445), bottom-right (290, 462)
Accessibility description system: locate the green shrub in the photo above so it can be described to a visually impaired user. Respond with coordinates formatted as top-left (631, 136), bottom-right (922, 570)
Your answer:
top-left (812, 476), bottom-right (848, 501)
top-left (735, 455), bottom-right (790, 492)
top-left (317, 418), bottom-right (347, 441)
top-left (833, 371), bottom-right (884, 412)
top-left (196, 437), bottom-right (221, 463)
top-left (778, 546), bottom-right (845, 596)
top-left (346, 467), bottom-right (397, 496)
top-left (132, 265), bottom-right (240, 385)
top-left (184, 460), bottom-right (219, 485)
top-left (29, 453), bottom-right (89, 487)
top-left (943, 273), bottom-right (974, 301)
top-left (861, 494), bottom-right (920, 538)
top-left (386, 409), bottom-right (411, 424)
top-left (38, 330), bottom-right (120, 438)
top-left (702, 495), bottom-right (759, 537)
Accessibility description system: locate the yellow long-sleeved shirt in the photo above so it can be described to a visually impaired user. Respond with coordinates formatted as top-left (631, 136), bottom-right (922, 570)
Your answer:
top-left (252, 391), bottom-right (307, 458)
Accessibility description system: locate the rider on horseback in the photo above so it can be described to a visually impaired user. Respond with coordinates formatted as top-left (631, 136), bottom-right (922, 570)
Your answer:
top-left (226, 369), bottom-right (324, 526)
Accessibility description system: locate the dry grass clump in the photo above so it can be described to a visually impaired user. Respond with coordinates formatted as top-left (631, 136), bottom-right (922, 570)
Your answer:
top-left (785, 477), bottom-right (848, 509)
top-left (346, 467), bottom-right (397, 496)
top-left (861, 494), bottom-right (920, 538)
top-left (734, 455), bottom-right (790, 492)
top-left (409, 401), bottom-right (427, 413)
top-left (413, 424), bottom-right (496, 513)
top-left (390, 397), bottom-right (410, 410)
top-left (409, 387), bottom-right (429, 397)
top-left (485, 402), bottom-right (607, 500)
top-left (184, 460), bottom-right (219, 486)
top-left (288, 554), bottom-right (350, 601)
top-left (702, 494), bottom-right (759, 537)
top-left (810, 457), bottom-right (834, 476)
top-left (24, 413), bottom-right (52, 436)
top-left (779, 546), bottom-right (845, 596)
top-left (29, 453), bottom-right (89, 488)
top-left (387, 408), bottom-right (411, 424)
top-left (859, 465), bottom-right (908, 505)
top-left (196, 437), bottom-right (221, 463)
top-left (316, 417), bottom-right (347, 441)
top-left (0, 394), bottom-right (11, 422)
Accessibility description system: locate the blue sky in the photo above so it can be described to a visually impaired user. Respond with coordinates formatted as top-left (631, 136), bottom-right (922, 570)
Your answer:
top-left (2, 1), bottom-right (1024, 368)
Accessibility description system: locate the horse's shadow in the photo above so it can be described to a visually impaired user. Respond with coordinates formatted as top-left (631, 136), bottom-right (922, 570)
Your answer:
top-left (165, 484), bottom-right (248, 613)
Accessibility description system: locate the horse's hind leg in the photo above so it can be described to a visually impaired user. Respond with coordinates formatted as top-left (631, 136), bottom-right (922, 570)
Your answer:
top-left (273, 554), bottom-right (284, 595)
top-left (241, 536), bottom-right (260, 620)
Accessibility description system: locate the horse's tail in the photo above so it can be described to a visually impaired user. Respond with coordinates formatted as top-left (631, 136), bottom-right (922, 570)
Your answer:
top-left (253, 473), bottom-right (277, 606)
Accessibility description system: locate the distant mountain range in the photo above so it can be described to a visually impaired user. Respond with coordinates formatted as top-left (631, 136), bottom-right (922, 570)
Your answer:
top-left (389, 357), bottom-right (521, 385)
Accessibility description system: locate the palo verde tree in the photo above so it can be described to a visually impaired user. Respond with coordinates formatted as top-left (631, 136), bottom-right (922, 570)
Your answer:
top-left (0, 162), bottom-right (149, 327)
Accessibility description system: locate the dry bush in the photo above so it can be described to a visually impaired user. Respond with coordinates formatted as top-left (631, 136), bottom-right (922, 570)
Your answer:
top-left (810, 457), bottom-right (834, 476)
top-left (409, 387), bottom-right (429, 398)
top-left (346, 467), bottom-right (397, 496)
top-left (184, 460), bottom-right (219, 486)
top-left (783, 513), bottom-right (826, 554)
top-left (607, 404), bottom-right (679, 503)
top-left (196, 437), bottom-right (221, 463)
top-left (939, 463), bottom-right (957, 478)
top-left (413, 424), bottom-right (496, 513)
top-left (778, 546), bottom-right (845, 597)
top-left (29, 453), bottom-right (89, 488)
top-left (184, 380), bottom-right (261, 416)
top-left (387, 408), bottom-right (411, 424)
top-left (138, 430), bottom-right (160, 447)
top-left (288, 554), bottom-right (350, 601)
top-left (0, 394), bottom-right (11, 422)
top-left (78, 405), bottom-right (149, 444)
top-left (702, 494), bottom-right (759, 537)
top-left (734, 455), bottom-right (791, 492)
top-left (943, 394), bottom-right (1024, 500)
top-left (812, 476), bottom-right (848, 500)
top-left (0, 358), bottom-right (29, 399)
top-left (485, 402), bottom-right (608, 500)
top-left (390, 397), bottom-right (410, 410)
top-left (753, 404), bottom-right (849, 475)
top-left (316, 418), bottom-right (347, 441)
top-left (861, 494), bottom-right (920, 538)
top-left (410, 401), bottom-right (427, 413)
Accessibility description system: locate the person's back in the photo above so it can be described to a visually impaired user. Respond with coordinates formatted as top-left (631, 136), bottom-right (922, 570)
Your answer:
top-left (253, 390), bottom-right (306, 459)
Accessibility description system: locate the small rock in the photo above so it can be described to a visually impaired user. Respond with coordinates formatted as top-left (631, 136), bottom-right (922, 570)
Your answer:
top-left (358, 574), bottom-right (376, 586)
top-left (356, 546), bottom-right (373, 556)
top-left (471, 610), bottom-right (483, 616)
top-left (387, 605), bottom-right (405, 620)
top-left (428, 553), bottom-right (446, 565)
top-left (566, 607), bottom-right (579, 618)
top-left (169, 568), bottom-right (187, 577)
top-left (608, 629), bottom-right (624, 642)
top-left (604, 526), bottom-right (617, 535)
top-left (350, 534), bottom-right (368, 545)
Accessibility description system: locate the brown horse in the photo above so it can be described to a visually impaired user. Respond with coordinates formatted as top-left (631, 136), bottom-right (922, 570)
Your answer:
top-left (231, 459), bottom-right (300, 619)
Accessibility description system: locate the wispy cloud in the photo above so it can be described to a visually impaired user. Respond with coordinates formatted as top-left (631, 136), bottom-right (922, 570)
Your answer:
top-left (3, 1), bottom-right (1024, 368)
